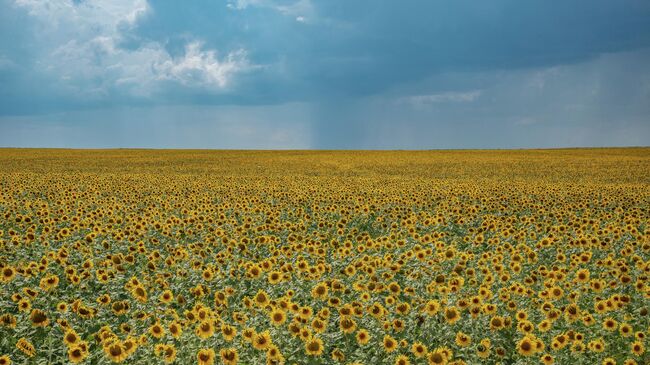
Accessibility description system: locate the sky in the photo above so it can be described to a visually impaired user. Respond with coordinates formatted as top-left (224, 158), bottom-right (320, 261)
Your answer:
top-left (0, 0), bottom-right (649, 149)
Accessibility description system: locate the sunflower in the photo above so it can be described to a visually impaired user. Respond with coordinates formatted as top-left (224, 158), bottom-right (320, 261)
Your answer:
top-left (602, 358), bottom-right (616, 365)
top-left (104, 342), bottom-right (128, 363)
top-left (305, 337), bottom-right (324, 356)
top-left (63, 329), bottom-right (80, 347)
top-left (517, 336), bottom-right (535, 356)
top-left (538, 319), bottom-right (552, 332)
top-left (0, 314), bottom-right (17, 329)
top-left (169, 321), bottom-right (183, 338)
top-left (444, 307), bottom-right (460, 324)
top-left (17, 299), bottom-right (31, 312)
top-left (202, 268), bottom-right (214, 281)
top-left (267, 271), bottom-right (283, 284)
top-left (356, 329), bottom-right (370, 345)
top-left (267, 344), bottom-right (284, 362)
top-left (619, 323), bottom-right (633, 337)
top-left (39, 274), bottom-right (59, 291)
top-left (427, 349), bottom-right (448, 365)
top-left (455, 332), bottom-right (471, 347)
top-left (383, 335), bottom-right (398, 353)
top-left (149, 322), bottom-right (165, 339)
top-left (123, 337), bottom-right (137, 356)
top-left (196, 320), bottom-right (214, 339)
top-left (220, 348), bottom-right (239, 365)
top-left (570, 341), bottom-right (585, 353)
top-left (395, 302), bottom-right (410, 315)
top-left (221, 324), bottom-right (237, 342)
top-left (395, 354), bottom-right (410, 365)
top-left (68, 345), bottom-right (88, 364)
top-left (233, 311), bottom-right (248, 325)
top-left (517, 318), bottom-right (534, 333)
top-left (634, 331), bottom-right (645, 341)
top-left (247, 264), bottom-right (262, 279)
top-left (162, 345), bottom-right (177, 363)
top-left (29, 309), bottom-right (49, 327)
top-left (253, 330), bottom-right (271, 350)
top-left (550, 335), bottom-right (567, 350)
top-left (603, 317), bottom-right (618, 331)
top-left (339, 317), bottom-right (357, 334)
top-left (197, 349), bottom-right (215, 365)
top-left (97, 294), bottom-right (111, 306)
top-left (1, 266), bottom-right (16, 283)
top-left (270, 308), bottom-right (287, 326)
top-left (57, 302), bottom-right (69, 312)
top-left (77, 305), bottom-right (96, 319)
top-left (254, 290), bottom-right (270, 307)
top-left (369, 303), bottom-right (386, 318)
top-left (330, 348), bottom-right (345, 363)
top-left (489, 316), bottom-right (504, 330)
top-left (540, 353), bottom-right (554, 365)
top-left (155, 344), bottom-right (167, 356)
top-left (159, 290), bottom-right (174, 304)
top-left (311, 318), bottom-right (327, 333)
top-left (0, 355), bottom-right (10, 365)
top-left (476, 343), bottom-right (490, 359)
top-left (515, 310), bottom-right (528, 321)
top-left (97, 327), bottom-right (117, 345)
top-left (299, 306), bottom-right (314, 320)
top-left (242, 327), bottom-right (255, 343)
top-left (111, 301), bottom-right (129, 316)
top-left (588, 338), bottom-right (605, 353)
top-left (16, 338), bottom-right (35, 357)
top-left (70, 275), bottom-right (81, 285)
top-left (631, 341), bottom-right (644, 356)
top-left (131, 285), bottom-right (148, 303)
top-left (575, 268), bottom-right (590, 283)
top-left (411, 342), bottom-right (427, 358)
top-left (311, 282), bottom-right (329, 300)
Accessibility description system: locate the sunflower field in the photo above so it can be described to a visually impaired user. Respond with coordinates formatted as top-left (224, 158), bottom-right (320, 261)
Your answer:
top-left (0, 148), bottom-right (649, 365)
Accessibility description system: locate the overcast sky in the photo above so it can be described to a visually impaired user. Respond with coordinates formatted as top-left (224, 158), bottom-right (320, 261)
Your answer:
top-left (1, 0), bottom-right (649, 149)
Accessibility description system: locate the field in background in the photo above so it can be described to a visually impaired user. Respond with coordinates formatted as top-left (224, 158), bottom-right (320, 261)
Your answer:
top-left (0, 148), bottom-right (649, 365)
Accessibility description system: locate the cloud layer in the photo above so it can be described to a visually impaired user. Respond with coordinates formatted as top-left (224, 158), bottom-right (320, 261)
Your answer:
top-left (5, 0), bottom-right (252, 103)
top-left (0, 0), bottom-right (649, 148)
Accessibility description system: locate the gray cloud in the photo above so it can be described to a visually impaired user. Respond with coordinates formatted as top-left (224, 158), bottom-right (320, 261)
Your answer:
top-left (309, 49), bottom-right (650, 149)
top-left (0, 1), bottom-right (648, 148)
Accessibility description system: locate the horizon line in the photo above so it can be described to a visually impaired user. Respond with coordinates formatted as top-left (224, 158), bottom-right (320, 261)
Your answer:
top-left (0, 146), bottom-right (648, 152)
